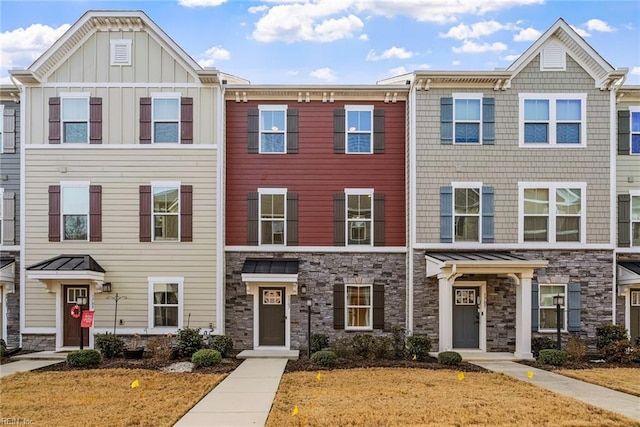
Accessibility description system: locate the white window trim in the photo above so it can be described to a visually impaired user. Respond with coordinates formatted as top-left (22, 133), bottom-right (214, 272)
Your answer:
top-left (151, 92), bottom-right (181, 144)
top-left (345, 105), bottom-right (374, 154)
top-left (0, 187), bottom-right (3, 242)
top-left (518, 182), bottom-right (587, 244)
top-left (60, 181), bottom-right (90, 242)
top-left (519, 93), bottom-right (587, 147)
top-left (151, 181), bottom-right (181, 242)
top-left (0, 104), bottom-right (4, 154)
top-left (630, 107), bottom-right (640, 155)
top-left (631, 290), bottom-right (640, 306)
top-left (258, 105), bottom-right (287, 154)
top-left (345, 188), bottom-right (374, 246)
top-left (258, 187), bottom-right (287, 246)
top-left (538, 284), bottom-right (567, 333)
top-left (60, 92), bottom-right (90, 144)
top-left (147, 277), bottom-right (184, 331)
top-left (345, 283), bottom-right (373, 331)
top-left (452, 93), bottom-right (483, 145)
top-left (451, 181), bottom-right (482, 243)
top-left (110, 39), bottom-right (132, 66)
top-left (631, 189), bottom-right (640, 247)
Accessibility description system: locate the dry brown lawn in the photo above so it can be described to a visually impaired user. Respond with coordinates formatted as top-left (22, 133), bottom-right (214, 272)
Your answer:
top-left (0, 369), bottom-right (224, 427)
top-left (267, 368), bottom-right (636, 426)
top-left (556, 368), bottom-right (640, 397)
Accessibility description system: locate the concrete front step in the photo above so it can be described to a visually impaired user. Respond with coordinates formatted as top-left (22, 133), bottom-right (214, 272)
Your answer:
top-left (12, 351), bottom-right (69, 360)
top-left (236, 349), bottom-right (299, 360)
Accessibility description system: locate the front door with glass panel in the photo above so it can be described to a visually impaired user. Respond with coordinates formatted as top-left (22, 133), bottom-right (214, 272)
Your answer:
top-left (259, 287), bottom-right (286, 346)
top-left (63, 285), bottom-right (89, 347)
top-left (631, 291), bottom-right (640, 344)
top-left (452, 287), bottom-right (480, 349)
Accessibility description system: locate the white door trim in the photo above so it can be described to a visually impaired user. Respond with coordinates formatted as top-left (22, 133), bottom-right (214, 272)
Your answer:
top-left (251, 283), bottom-right (291, 350)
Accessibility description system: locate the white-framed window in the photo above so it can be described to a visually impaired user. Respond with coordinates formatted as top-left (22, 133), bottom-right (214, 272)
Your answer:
top-left (152, 93), bottom-right (180, 143)
top-left (0, 187), bottom-right (3, 242)
top-left (259, 188), bottom-right (286, 245)
top-left (67, 287), bottom-right (88, 304)
top-left (346, 284), bottom-right (372, 330)
top-left (148, 277), bottom-right (183, 329)
top-left (61, 93), bottom-right (90, 143)
top-left (519, 182), bottom-right (586, 243)
top-left (345, 189), bottom-right (373, 246)
top-left (0, 104), bottom-right (4, 154)
top-left (345, 105), bottom-right (373, 153)
top-left (632, 290), bottom-right (640, 306)
top-left (453, 183), bottom-right (481, 242)
top-left (61, 181), bottom-right (89, 241)
top-left (453, 93), bottom-right (482, 144)
top-left (539, 284), bottom-right (566, 331)
top-left (632, 191), bottom-right (640, 247)
top-left (631, 107), bottom-right (640, 155)
top-left (110, 39), bottom-right (132, 66)
top-left (519, 93), bottom-right (587, 146)
top-left (152, 182), bottom-right (180, 241)
top-left (259, 105), bottom-right (287, 153)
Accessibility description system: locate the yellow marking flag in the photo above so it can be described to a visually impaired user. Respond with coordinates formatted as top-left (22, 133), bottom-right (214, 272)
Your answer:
top-left (291, 406), bottom-right (299, 416)
top-left (527, 371), bottom-right (534, 379)
top-left (131, 379), bottom-right (140, 388)
top-left (457, 372), bottom-right (465, 381)
top-left (412, 354), bottom-right (417, 361)
top-left (316, 372), bottom-right (321, 381)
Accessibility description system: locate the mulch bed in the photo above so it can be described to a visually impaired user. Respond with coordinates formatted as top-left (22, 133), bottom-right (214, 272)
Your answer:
top-left (285, 356), bottom-right (487, 373)
top-left (519, 358), bottom-right (637, 371)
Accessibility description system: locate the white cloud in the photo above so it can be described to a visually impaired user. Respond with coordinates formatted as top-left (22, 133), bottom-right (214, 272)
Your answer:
top-left (366, 46), bottom-right (414, 61)
top-left (388, 66), bottom-right (408, 76)
top-left (197, 45), bottom-right (230, 68)
top-left (0, 23), bottom-right (71, 71)
top-left (452, 40), bottom-right (507, 54)
top-left (570, 25), bottom-right (590, 38)
top-left (501, 54), bottom-right (521, 62)
top-left (452, 60), bottom-right (461, 66)
top-left (513, 27), bottom-right (541, 42)
top-left (248, 5), bottom-right (268, 14)
top-left (309, 67), bottom-right (337, 81)
top-left (585, 18), bottom-right (613, 32)
top-left (359, 34), bottom-right (369, 41)
top-left (178, 0), bottom-right (226, 6)
top-left (415, 63), bottom-right (431, 69)
top-left (439, 20), bottom-right (513, 40)
top-left (631, 66), bottom-right (640, 75)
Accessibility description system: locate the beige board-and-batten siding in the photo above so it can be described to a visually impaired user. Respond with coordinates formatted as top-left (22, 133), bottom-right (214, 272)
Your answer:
top-left (414, 54), bottom-right (612, 245)
top-left (23, 148), bottom-right (218, 331)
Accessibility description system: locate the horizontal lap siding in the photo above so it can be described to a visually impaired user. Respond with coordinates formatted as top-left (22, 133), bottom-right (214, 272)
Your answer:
top-left (225, 100), bottom-right (406, 246)
top-left (23, 148), bottom-right (218, 329)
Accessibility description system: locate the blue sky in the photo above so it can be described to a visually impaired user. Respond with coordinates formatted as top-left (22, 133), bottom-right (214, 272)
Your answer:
top-left (1, 0), bottom-right (639, 85)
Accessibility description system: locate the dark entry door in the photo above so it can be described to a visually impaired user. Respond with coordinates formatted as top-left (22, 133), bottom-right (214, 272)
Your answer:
top-left (259, 287), bottom-right (286, 346)
top-left (452, 287), bottom-right (479, 349)
top-left (631, 291), bottom-right (640, 344)
top-left (63, 285), bottom-right (89, 347)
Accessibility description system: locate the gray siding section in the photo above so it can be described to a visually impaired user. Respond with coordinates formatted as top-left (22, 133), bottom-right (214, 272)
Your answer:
top-left (1, 101), bottom-right (20, 244)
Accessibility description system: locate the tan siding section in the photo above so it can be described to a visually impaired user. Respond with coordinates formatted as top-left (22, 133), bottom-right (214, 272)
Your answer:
top-left (24, 148), bottom-right (218, 330)
top-left (415, 55), bottom-right (611, 244)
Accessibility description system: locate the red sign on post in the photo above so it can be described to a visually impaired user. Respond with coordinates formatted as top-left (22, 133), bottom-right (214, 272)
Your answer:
top-left (81, 310), bottom-right (95, 328)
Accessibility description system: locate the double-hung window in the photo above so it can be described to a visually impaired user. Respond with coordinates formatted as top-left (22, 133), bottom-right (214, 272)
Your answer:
top-left (259, 106), bottom-right (286, 153)
top-left (633, 193), bottom-right (640, 246)
top-left (346, 106), bottom-right (373, 153)
top-left (520, 183), bottom-right (585, 243)
top-left (453, 95), bottom-right (482, 144)
top-left (152, 94), bottom-right (180, 143)
top-left (61, 94), bottom-right (89, 143)
top-left (259, 189), bottom-right (286, 245)
top-left (454, 186), bottom-right (481, 241)
top-left (346, 189), bottom-right (373, 245)
top-left (538, 284), bottom-right (566, 331)
top-left (631, 108), bottom-right (640, 154)
top-left (148, 277), bottom-right (183, 329)
top-left (346, 284), bottom-right (372, 330)
top-left (61, 182), bottom-right (89, 241)
top-left (520, 94), bottom-right (586, 146)
top-left (153, 184), bottom-right (180, 241)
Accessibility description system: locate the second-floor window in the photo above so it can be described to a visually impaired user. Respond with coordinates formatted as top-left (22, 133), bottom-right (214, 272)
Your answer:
top-left (153, 185), bottom-right (179, 241)
top-left (454, 187), bottom-right (480, 241)
top-left (520, 94), bottom-right (586, 146)
top-left (260, 190), bottom-right (285, 244)
top-left (347, 190), bottom-right (373, 245)
top-left (62, 183), bottom-right (89, 241)
top-left (632, 110), bottom-right (640, 154)
top-left (633, 194), bottom-right (640, 246)
top-left (62, 96), bottom-right (89, 143)
top-left (259, 106), bottom-right (286, 153)
top-left (346, 106), bottom-right (373, 153)
top-left (153, 97), bottom-right (180, 143)
top-left (454, 97), bottom-right (481, 144)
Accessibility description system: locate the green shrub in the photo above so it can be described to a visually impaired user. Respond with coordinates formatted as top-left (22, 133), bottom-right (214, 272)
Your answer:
top-left (147, 334), bottom-right (174, 361)
top-left (207, 335), bottom-right (233, 358)
top-left (531, 337), bottom-right (557, 358)
top-left (310, 333), bottom-right (329, 354)
top-left (310, 350), bottom-right (337, 367)
top-left (371, 336), bottom-right (392, 359)
top-left (191, 349), bottom-right (222, 368)
top-left (0, 338), bottom-right (6, 357)
top-left (566, 335), bottom-right (586, 361)
top-left (538, 349), bottom-right (568, 366)
top-left (602, 340), bottom-right (635, 363)
top-left (94, 333), bottom-right (125, 359)
top-left (351, 334), bottom-right (376, 358)
top-left (596, 323), bottom-right (628, 351)
top-left (331, 338), bottom-right (354, 359)
top-left (406, 335), bottom-right (431, 361)
top-left (67, 349), bottom-right (101, 368)
top-left (177, 327), bottom-right (203, 358)
top-left (390, 324), bottom-right (406, 359)
top-left (437, 351), bottom-right (462, 366)
top-left (636, 336), bottom-right (640, 346)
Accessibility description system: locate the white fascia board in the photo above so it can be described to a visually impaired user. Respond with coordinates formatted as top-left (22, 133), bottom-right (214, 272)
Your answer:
top-left (241, 273), bottom-right (298, 283)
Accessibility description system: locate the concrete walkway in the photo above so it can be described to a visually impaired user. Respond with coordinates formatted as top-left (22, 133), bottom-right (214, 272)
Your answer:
top-left (0, 359), bottom-right (65, 377)
top-left (174, 358), bottom-right (287, 427)
top-left (475, 361), bottom-right (640, 422)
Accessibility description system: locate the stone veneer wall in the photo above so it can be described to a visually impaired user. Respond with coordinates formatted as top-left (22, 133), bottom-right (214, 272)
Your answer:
top-left (1, 250), bottom-right (20, 348)
top-left (225, 252), bottom-right (407, 350)
top-left (413, 249), bottom-right (615, 352)
top-left (21, 334), bottom-right (56, 351)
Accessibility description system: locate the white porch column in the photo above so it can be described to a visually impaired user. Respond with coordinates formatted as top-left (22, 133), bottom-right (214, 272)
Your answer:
top-left (438, 274), bottom-right (453, 352)
top-left (515, 272), bottom-right (533, 359)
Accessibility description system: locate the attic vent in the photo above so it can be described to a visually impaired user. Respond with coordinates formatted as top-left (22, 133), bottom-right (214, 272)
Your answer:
top-left (111, 40), bottom-right (132, 66)
top-left (540, 41), bottom-right (565, 71)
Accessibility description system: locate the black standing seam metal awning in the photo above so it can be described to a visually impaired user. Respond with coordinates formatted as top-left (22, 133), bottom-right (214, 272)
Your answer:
top-left (242, 259), bottom-right (299, 275)
top-left (1, 258), bottom-right (15, 270)
top-left (619, 261), bottom-right (640, 276)
top-left (426, 251), bottom-right (530, 263)
top-left (27, 254), bottom-right (106, 272)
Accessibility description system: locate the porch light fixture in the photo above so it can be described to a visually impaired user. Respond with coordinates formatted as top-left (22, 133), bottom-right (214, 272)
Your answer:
top-left (299, 284), bottom-right (307, 296)
top-left (102, 282), bottom-right (112, 293)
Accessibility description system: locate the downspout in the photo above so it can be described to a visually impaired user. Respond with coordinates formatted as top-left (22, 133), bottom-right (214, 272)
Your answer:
top-left (407, 78), bottom-right (417, 334)
top-left (18, 82), bottom-right (25, 348)
top-left (609, 76), bottom-right (624, 325)
top-left (216, 81), bottom-right (226, 334)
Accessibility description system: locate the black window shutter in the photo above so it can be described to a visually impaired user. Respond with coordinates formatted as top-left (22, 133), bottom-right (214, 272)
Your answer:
top-left (333, 283), bottom-right (345, 330)
top-left (247, 192), bottom-right (259, 245)
top-left (567, 283), bottom-right (581, 332)
top-left (618, 110), bottom-right (630, 155)
top-left (373, 109), bottom-right (385, 153)
top-left (247, 108), bottom-right (259, 153)
top-left (287, 109), bottom-right (298, 154)
top-left (440, 186), bottom-right (453, 243)
top-left (334, 193), bottom-right (346, 245)
top-left (286, 192), bottom-right (298, 246)
top-left (481, 186), bottom-right (494, 243)
top-left (373, 193), bottom-right (385, 246)
top-left (531, 282), bottom-right (539, 331)
top-left (373, 283), bottom-right (385, 329)
top-left (334, 109), bottom-right (345, 153)
top-left (618, 194), bottom-right (631, 247)
top-left (482, 98), bottom-right (495, 145)
top-left (440, 97), bottom-right (453, 145)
